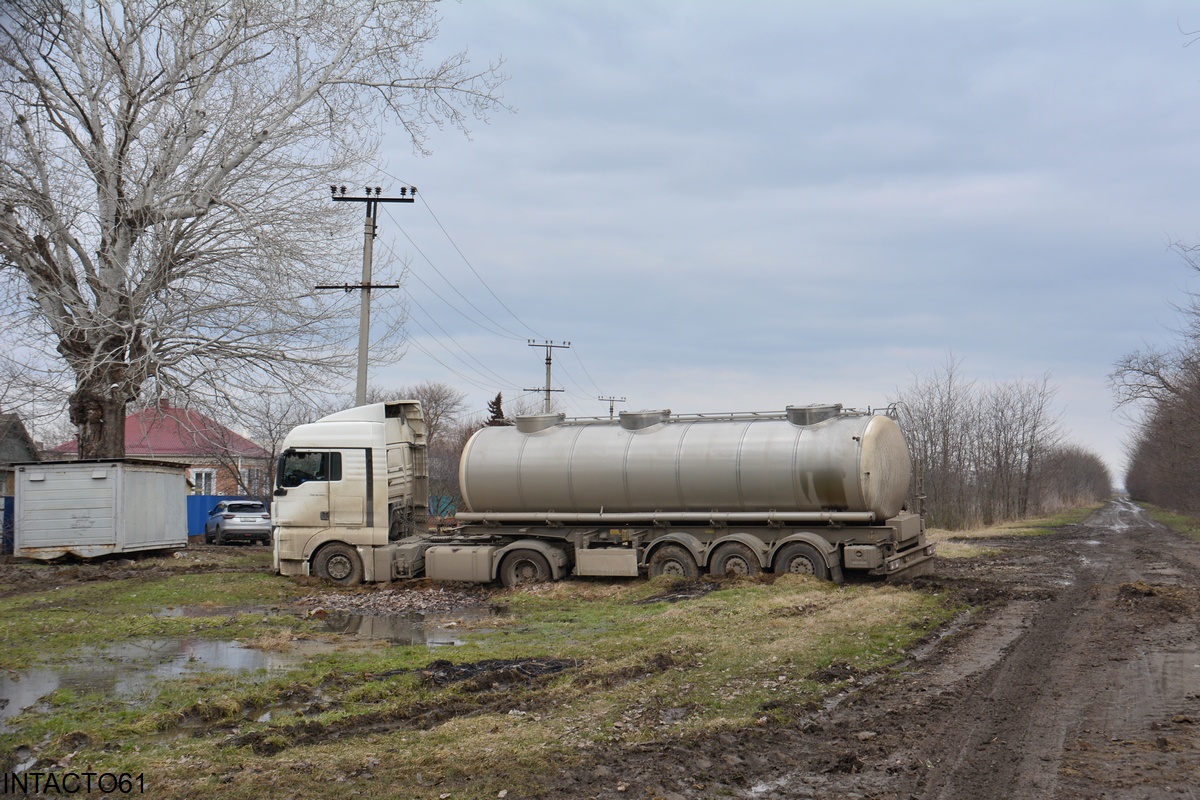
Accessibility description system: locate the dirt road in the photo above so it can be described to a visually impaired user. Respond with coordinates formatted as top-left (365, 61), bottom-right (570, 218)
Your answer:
top-left (554, 500), bottom-right (1200, 799)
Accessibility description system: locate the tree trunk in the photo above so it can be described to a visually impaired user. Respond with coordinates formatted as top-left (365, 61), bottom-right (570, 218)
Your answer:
top-left (69, 375), bottom-right (128, 459)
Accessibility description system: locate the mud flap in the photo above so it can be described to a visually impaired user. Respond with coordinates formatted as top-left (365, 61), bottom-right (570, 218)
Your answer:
top-left (872, 543), bottom-right (936, 580)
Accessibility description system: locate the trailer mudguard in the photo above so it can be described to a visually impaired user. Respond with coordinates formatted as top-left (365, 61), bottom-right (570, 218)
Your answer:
top-left (643, 532), bottom-right (706, 569)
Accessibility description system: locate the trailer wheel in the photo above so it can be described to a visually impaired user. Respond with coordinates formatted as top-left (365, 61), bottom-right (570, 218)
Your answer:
top-left (500, 550), bottom-right (552, 587)
top-left (709, 542), bottom-right (763, 577)
top-left (774, 542), bottom-right (829, 580)
top-left (313, 543), bottom-right (364, 585)
top-left (648, 544), bottom-right (701, 579)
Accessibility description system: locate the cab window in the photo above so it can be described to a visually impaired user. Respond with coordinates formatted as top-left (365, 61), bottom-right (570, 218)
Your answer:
top-left (278, 451), bottom-right (342, 487)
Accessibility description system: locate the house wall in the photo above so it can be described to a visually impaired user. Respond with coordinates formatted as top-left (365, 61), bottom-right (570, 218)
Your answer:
top-left (184, 456), bottom-right (273, 499)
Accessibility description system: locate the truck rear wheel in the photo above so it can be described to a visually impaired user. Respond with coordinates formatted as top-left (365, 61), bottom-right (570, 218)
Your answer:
top-left (709, 542), bottom-right (763, 576)
top-left (774, 542), bottom-right (829, 580)
top-left (500, 550), bottom-right (552, 587)
top-left (313, 543), bottom-right (364, 585)
top-left (648, 544), bottom-right (701, 579)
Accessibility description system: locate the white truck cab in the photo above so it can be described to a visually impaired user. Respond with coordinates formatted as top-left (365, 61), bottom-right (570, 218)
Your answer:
top-left (273, 400), bottom-right (427, 582)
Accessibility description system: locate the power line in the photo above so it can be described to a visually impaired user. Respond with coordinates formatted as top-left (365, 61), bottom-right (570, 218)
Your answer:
top-left (405, 294), bottom-right (519, 388)
top-left (384, 207), bottom-right (528, 340)
top-left (416, 191), bottom-right (544, 339)
top-left (368, 177), bottom-right (618, 409)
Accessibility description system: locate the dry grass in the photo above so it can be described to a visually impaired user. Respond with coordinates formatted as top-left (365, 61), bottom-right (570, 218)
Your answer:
top-left (1, 573), bottom-right (959, 800)
top-left (926, 506), bottom-right (1100, 558)
top-left (238, 630), bottom-right (311, 651)
top-left (926, 529), bottom-right (1001, 559)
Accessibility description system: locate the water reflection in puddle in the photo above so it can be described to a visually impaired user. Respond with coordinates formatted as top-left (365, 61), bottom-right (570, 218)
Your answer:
top-left (315, 607), bottom-right (496, 645)
top-left (0, 637), bottom-right (324, 727)
top-left (0, 604), bottom-right (498, 728)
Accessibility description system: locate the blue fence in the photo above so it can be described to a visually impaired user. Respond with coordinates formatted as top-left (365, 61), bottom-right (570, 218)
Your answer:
top-left (186, 495), bottom-right (262, 537)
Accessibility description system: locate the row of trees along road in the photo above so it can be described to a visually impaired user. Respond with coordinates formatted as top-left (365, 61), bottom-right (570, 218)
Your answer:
top-left (0, 0), bottom-right (505, 457)
top-left (1111, 244), bottom-right (1200, 513)
top-left (892, 359), bottom-right (1111, 530)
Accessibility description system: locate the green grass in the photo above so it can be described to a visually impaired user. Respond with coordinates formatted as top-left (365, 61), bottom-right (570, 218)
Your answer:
top-left (0, 571), bottom-right (311, 670)
top-left (1135, 503), bottom-right (1200, 542)
top-left (0, 573), bottom-right (961, 799)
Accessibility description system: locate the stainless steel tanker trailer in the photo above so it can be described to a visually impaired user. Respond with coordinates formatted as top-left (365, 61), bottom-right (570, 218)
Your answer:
top-left (272, 400), bottom-right (935, 586)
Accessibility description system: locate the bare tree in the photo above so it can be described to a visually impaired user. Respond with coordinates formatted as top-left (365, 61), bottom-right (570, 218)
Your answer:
top-left (1036, 445), bottom-right (1111, 511)
top-left (893, 358), bottom-right (1098, 529)
top-left (1110, 241), bottom-right (1200, 510)
top-left (366, 381), bottom-right (471, 518)
top-left (0, 1), bottom-right (505, 458)
top-left (508, 392), bottom-right (563, 419)
top-left (365, 380), bottom-right (467, 448)
top-left (218, 391), bottom-right (341, 495)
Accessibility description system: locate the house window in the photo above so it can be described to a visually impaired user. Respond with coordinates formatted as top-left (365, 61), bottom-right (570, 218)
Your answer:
top-left (191, 468), bottom-right (217, 495)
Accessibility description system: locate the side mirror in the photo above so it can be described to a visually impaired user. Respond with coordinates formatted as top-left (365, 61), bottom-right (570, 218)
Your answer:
top-left (273, 487), bottom-right (287, 497)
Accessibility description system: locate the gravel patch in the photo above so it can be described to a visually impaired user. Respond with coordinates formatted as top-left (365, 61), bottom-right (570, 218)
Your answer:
top-left (295, 586), bottom-right (493, 616)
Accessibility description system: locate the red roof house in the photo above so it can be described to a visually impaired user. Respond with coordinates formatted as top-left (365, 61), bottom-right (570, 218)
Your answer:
top-left (53, 402), bottom-right (273, 497)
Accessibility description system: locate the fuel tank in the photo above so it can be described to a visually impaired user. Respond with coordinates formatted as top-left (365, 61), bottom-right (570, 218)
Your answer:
top-left (458, 405), bottom-right (912, 521)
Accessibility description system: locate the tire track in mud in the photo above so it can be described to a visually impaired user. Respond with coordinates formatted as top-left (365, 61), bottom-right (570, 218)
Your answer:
top-left (677, 499), bottom-right (1200, 800)
top-left (914, 515), bottom-right (1125, 799)
top-left (820, 499), bottom-right (1200, 800)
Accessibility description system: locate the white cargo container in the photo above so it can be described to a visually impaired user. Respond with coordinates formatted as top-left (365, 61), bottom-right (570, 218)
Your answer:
top-left (14, 459), bottom-right (188, 560)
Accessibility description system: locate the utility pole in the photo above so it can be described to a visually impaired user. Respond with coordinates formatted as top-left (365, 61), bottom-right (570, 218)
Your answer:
top-left (598, 396), bottom-right (627, 419)
top-left (525, 340), bottom-right (570, 413)
top-left (321, 185), bottom-right (415, 406)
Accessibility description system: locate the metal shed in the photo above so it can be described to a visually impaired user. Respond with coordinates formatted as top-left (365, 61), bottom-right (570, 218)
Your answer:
top-left (14, 459), bottom-right (188, 560)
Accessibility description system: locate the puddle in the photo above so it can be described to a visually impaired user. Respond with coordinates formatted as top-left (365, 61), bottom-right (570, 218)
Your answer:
top-left (0, 637), bottom-right (331, 728)
top-left (0, 604), bottom-right (500, 729)
top-left (315, 607), bottom-right (497, 645)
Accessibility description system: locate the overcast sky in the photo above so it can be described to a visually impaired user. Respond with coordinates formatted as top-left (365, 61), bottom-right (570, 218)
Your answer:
top-left (353, 1), bottom-right (1200, 486)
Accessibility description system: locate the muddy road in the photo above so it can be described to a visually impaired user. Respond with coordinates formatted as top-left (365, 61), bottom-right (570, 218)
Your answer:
top-left (548, 500), bottom-right (1200, 800)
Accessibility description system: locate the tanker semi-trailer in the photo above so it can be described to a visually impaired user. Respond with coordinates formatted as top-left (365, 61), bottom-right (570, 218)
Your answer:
top-left (273, 401), bottom-right (935, 586)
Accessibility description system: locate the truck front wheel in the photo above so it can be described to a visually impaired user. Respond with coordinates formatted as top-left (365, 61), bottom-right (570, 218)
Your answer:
top-left (647, 544), bottom-right (701, 579)
top-left (774, 542), bottom-right (829, 580)
top-left (313, 543), bottom-right (364, 585)
top-left (500, 550), bottom-right (551, 587)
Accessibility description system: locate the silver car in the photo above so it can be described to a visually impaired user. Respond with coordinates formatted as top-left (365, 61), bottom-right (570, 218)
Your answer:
top-left (204, 500), bottom-right (272, 545)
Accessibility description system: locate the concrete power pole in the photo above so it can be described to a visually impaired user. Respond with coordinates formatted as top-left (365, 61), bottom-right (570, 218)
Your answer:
top-left (321, 185), bottom-right (415, 406)
top-left (525, 340), bottom-right (570, 413)
top-left (598, 396), bottom-right (627, 419)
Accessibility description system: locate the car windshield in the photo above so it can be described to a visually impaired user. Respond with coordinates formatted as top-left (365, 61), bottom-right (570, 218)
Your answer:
top-left (227, 503), bottom-right (265, 513)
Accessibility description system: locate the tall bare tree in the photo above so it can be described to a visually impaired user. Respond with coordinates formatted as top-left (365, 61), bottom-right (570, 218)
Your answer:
top-left (0, 0), bottom-right (504, 458)
top-left (1111, 241), bottom-right (1200, 510)
top-left (893, 358), bottom-right (1103, 529)
top-left (365, 380), bottom-right (468, 448)
top-left (365, 380), bottom-right (470, 515)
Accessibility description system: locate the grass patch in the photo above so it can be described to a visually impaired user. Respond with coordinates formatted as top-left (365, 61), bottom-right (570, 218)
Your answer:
top-left (0, 571), bottom-right (312, 670)
top-left (0, 572), bottom-right (961, 799)
top-left (929, 504), bottom-right (1103, 544)
top-left (1136, 504), bottom-right (1200, 542)
top-left (925, 532), bottom-right (1000, 559)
